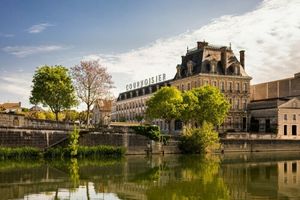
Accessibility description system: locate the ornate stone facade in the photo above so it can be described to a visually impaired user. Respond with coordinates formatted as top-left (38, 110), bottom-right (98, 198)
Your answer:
top-left (114, 41), bottom-right (252, 133)
top-left (171, 41), bottom-right (252, 132)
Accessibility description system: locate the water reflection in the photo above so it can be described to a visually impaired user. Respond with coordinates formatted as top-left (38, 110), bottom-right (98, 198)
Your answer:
top-left (0, 153), bottom-right (300, 199)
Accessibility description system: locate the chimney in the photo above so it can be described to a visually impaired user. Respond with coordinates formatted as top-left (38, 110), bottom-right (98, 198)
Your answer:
top-left (220, 47), bottom-right (228, 74)
top-left (197, 41), bottom-right (208, 49)
top-left (181, 56), bottom-right (185, 63)
top-left (176, 65), bottom-right (182, 78)
top-left (240, 50), bottom-right (245, 69)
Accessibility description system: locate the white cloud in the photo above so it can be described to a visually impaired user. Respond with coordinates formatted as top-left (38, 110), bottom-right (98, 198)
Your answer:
top-left (0, 73), bottom-right (32, 105)
top-left (2, 45), bottom-right (66, 57)
top-left (83, 0), bottom-right (300, 95)
top-left (27, 23), bottom-right (54, 34)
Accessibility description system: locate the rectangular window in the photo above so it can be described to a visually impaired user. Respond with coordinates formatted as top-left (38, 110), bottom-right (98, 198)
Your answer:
top-left (243, 83), bottom-right (247, 92)
top-left (284, 125), bottom-right (288, 135)
top-left (284, 162), bottom-right (287, 173)
top-left (293, 114), bottom-right (296, 120)
top-left (292, 162), bottom-right (297, 173)
top-left (221, 82), bottom-right (225, 91)
top-left (236, 83), bottom-right (240, 92)
top-left (292, 125), bottom-right (297, 136)
top-left (229, 82), bottom-right (232, 91)
top-left (284, 114), bottom-right (287, 120)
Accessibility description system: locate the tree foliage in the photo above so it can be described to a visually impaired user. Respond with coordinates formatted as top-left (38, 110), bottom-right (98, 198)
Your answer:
top-left (71, 60), bottom-right (113, 125)
top-left (179, 121), bottom-right (220, 154)
top-left (30, 65), bottom-right (77, 121)
top-left (146, 86), bottom-right (183, 134)
top-left (184, 85), bottom-right (230, 126)
top-left (69, 126), bottom-right (80, 157)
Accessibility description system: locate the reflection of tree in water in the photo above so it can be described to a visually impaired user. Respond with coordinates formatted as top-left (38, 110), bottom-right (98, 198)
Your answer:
top-left (145, 155), bottom-right (230, 200)
top-left (68, 158), bottom-right (80, 189)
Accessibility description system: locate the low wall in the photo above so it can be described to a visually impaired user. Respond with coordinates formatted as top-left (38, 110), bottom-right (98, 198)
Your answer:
top-left (0, 113), bottom-right (74, 130)
top-left (0, 126), bottom-right (180, 154)
top-left (221, 139), bottom-right (300, 152)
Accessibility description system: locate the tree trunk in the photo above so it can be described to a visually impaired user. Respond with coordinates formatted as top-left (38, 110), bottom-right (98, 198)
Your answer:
top-left (55, 112), bottom-right (59, 122)
top-left (86, 104), bottom-right (90, 127)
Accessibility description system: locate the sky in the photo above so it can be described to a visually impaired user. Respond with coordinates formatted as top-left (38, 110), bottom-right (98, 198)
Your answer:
top-left (0, 0), bottom-right (300, 109)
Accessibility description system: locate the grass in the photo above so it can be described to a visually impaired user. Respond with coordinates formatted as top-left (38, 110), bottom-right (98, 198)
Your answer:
top-left (0, 145), bottom-right (126, 160)
top-left (0, 147), bottom-right (41, 160)
top-left (44, 145), bottom-right (126, 159)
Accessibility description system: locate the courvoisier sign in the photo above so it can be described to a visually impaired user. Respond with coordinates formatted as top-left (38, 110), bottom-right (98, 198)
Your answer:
top-left (126, 73), bottom-right (166, 91)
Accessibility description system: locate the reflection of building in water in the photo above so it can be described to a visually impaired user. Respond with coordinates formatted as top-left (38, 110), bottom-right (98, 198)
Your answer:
top-left (278, 160), bottom-right (300, 198)
top-left (221, 162), bottom-right (278, 200)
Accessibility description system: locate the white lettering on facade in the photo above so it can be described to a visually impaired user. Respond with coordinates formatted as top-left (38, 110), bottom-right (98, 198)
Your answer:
top-left (125, 73), bottom-right (167, 91)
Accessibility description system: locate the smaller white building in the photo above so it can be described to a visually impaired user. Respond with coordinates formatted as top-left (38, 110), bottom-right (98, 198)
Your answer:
top-left (249, 97), bottom-right (300, 139)
top-left (92, 99), bottom-right (113, 126)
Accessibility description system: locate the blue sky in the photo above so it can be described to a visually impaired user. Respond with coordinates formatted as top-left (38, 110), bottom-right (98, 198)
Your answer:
top-left (1, 0), bottom-right (300, 109)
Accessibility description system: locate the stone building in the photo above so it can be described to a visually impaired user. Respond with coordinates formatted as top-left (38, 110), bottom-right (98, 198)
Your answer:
top-left (114, 79), bottom-right (171, 129)
top-left (171, 41), bottom-right (252, 132)
top-left (248, 73), bottom-right (300, 138)
top-left (92, 99), bottom-right (113, 126)
top-left (248, 97), bottom-right (300, 138)
top-left (251, 72), bottom-right (300, 101)
top-left (0, 102), bottom-right (22, 113)
top-left (114, 41), bottom-right (252, 133)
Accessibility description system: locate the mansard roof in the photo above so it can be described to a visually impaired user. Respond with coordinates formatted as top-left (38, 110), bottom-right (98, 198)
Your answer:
top-left (174, 41), bottom-right (250, 80)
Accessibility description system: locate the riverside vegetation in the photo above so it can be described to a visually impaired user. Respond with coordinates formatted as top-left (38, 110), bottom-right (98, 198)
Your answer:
top-left (0, 127), bottom-right (125, 160)
top-left (146, 85), bottom-right (230, 154)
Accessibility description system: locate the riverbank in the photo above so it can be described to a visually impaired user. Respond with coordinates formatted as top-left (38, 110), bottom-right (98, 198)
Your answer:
top-left (0, 145), bottom-right (125, 160)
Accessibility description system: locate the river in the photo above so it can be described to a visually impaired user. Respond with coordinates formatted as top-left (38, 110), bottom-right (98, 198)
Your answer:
top-left (0, 152), bottom-right (300, 200)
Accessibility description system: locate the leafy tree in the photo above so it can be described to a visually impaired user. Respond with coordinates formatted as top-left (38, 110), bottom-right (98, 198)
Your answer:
top-left (71, 60), bottom-right (114, 125)
top-left (69, 126), bottom-right (80, 157)
top-left (26, 111), bottom-right (46, 120)
top-left (64, 110), bottom-right (79, 122)
top-left (186, 85), bottom-right (230, 127)
top-left (45, 111), bottom-right (55, 121)
top-left (30, 65), bottom-right (78, 121)
top-left (179, 121), bottom-right (220, 153)
top-left (146, 86), bottom-right (183, 134)
top-left (181, 90), bottom-right (198, 125)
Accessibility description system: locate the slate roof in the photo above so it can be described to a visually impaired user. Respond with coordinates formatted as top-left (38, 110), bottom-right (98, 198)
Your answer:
top-left (174, 42), bottom-right (249, 80)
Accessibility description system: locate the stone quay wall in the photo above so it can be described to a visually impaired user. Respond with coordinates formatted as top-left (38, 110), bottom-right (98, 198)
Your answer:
top-left (0, 126), bottom-right (180, 154)
top-left (0, 113), bottom-right (74, 130)
top-left (221, 139), bottom-right (300, 152)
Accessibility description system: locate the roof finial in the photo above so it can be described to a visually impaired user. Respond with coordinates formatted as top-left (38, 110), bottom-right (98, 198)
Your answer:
top-left (229, 42), bottom-right (232, 50)
top-left (187, 46), bottom-right (189, 52)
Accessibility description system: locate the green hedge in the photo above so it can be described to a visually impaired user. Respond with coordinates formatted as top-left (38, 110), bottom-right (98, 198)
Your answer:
top-left (0, 147), bottom-right (41, 160)
top-left (131, 125), bottom-right (161, 141)
top-left (44, 145), bottom-right (126, 159)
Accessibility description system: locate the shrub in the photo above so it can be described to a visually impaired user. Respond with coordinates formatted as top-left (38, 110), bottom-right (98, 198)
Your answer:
top-left (179, 122), bottom-right (220, 154)
top-left (69, 126), bottom-right (80, 157)
top-left (44, 145), bottom-right (125, 159)
top-left (131, 125), bottom-right (161, 141)
top-left (0, 147), bottom-right (41, 160)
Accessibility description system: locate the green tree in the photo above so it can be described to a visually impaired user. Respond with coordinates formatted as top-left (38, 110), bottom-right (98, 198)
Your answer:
top-left (179, 121), bottom-right (220, 153)
top-left (69, 126), bottom-right (80, 157)
top-left (64, 110), bottom-right (79, 122)
top-left (146, 86), bottom-right (183, 134)
top-left (181, 90), bottom-right (198, 126)
top-left (30, 65), bottom-right (78, 121)
top-left (45, 111), bottom-right (55, 121)
top-left (187, 85), bottom-right (230, 127)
